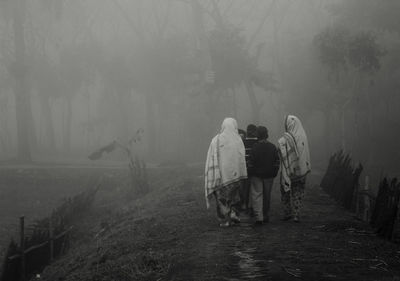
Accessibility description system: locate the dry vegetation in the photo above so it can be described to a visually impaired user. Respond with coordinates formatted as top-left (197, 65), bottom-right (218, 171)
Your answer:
top-left (1, 166), bottom-right (400, 280)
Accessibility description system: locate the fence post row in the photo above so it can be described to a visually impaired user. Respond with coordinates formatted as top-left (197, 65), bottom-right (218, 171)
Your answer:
top-left (2, 186), bottom-right (98, 281)
top-left (15, 216), bottom-right (56, 281)
top-left (322, 151), bottom-right (400, 242)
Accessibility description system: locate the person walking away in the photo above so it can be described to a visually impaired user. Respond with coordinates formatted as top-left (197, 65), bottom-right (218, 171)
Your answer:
top-left (205, 118), bottom-right (247, 227)
top-left (236, 128), bottom-right (247, 213)
top-left (243, 124), bottom-right (258, 213)
top-left (238, 129), bottom-right (246, 140)
top-left (278, 115), bottom-right (311, 223)
top-left (250, 126), bottom-right (280, 225)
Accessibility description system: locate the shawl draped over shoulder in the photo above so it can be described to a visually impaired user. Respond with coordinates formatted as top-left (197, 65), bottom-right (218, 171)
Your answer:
top-left (278, 115), bottom-right (311, 192)
top-left (204, 118), bottom-right (247, 208)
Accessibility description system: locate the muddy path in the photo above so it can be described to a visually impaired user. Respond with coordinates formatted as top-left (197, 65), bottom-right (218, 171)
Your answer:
top-left (6, 166), bottom-right (398, 281)
top-left (165, 174), bottom-right (400, 281)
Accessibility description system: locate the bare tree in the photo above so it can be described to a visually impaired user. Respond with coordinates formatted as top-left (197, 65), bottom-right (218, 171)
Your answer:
top-left (12, 0), bottom-right (31, 161)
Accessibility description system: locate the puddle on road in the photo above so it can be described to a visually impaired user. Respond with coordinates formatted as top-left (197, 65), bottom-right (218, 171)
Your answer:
top-left (233, 247), bottom-right (268, 279)
top-left (200, 230), bottom-right (282, 280)
top-left (229, 243), bottom-right (278, 280)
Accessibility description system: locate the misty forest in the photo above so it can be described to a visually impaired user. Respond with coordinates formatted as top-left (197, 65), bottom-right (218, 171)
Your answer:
top-left (1, 1), bottom-right (400, 280)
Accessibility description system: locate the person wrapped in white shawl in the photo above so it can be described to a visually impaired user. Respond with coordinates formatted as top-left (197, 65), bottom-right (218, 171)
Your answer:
top-left (278, 115), bottom-right (311, 222)
top-left (205, 118), bottom-right (247, 226)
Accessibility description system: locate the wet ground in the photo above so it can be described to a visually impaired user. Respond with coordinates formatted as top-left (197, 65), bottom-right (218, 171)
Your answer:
top-left (2, 166), bottom-right (400, 280)
top-left (164, 173), bottom-right (400, 281)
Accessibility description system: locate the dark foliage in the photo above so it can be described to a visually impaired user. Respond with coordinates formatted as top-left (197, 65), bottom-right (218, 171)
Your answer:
top-left (322, 151), bottom-right (400, 243)
top-left (347, 32), bottom-right (385, 74)
top-left (1, 186), bottom-right (98, 281)
top-left (320, 150), bottom-right (363, 211)
top-left (370, 177), bottom-right (400, 241)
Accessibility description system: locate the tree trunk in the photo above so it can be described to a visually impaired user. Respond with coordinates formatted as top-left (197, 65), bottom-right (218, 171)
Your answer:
top-left (364, 77), bottom-right (374, 166)
top-left (117, 90), bottom-right (130, 141)
top-left (12, 0), bottom-right (31, 162)
top-left (40, 95), bottom-right (56, 151)
top-left (0, 112), bottom-right (11, 155)
top-left (63, 98), bottom-right (72, 152)
top-left (26, 93), bottom-right (37, 150)
top-left (231, 87), bottom-right (238, 119)
top-left (325, 107), bottom-right (334, 159)
top-left (145, 93), bottom-right (156, 158)
top-left (245, 81), bottom-right (260, 123)
top-left (340, 107), bottom-right (346, 152)
top-left (191, 0), bottom-right (218, 131)
top-left (272, 2), bottom-right (286, 127)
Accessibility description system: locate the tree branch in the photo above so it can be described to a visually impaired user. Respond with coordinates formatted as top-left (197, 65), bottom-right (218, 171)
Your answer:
top-left (246, 0), bottom-right (277, 50)
top-left (111, 0), bottom-right (146, 42)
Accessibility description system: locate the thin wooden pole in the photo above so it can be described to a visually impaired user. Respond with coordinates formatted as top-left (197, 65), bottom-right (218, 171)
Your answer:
top-left (49, 218), bottom-right (54, 262)
top-left (363, 176), bottom-right (370, 221)
top-left (19, 216), bottom-right (25, 281)
top-left (392, 193), bottom-right (400, 242)
top-left (355, 183), bottom-right (360, 218)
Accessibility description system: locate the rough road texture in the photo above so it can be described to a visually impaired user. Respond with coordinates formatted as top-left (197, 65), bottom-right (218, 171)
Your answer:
top-left (165, 174), bottom-right (400, 281)
top-left (20, 167), bottom-right (400, 281)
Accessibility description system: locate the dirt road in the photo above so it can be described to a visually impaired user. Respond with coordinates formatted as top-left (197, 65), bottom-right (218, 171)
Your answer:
top-left (4, 166), bottom-right (398, 281)
top-left (163, 174), bottom-right (400, 281)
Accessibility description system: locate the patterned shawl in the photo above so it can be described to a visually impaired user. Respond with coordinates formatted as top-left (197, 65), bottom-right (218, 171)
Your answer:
top-left (278, 115), bottom-right (311, 191)
top-left (205, 118), bottom-right (247, 208)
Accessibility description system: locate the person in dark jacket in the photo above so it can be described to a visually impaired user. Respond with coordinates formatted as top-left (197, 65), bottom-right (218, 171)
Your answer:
top-left (250, 126), bottom-right (280, 224)
top-left (238, 129), bottom-right (246, 140)
top-left (242, 124), bottom-right (258, 212)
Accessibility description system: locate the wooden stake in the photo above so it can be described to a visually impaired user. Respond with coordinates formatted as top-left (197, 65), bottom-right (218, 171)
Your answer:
top-left (355, 181), bottom-right (360, 218)
top-left (392, 193), bottom-right (400, 242)
top-left (363, 176), bottom-right (370, 221)
top-left (20, 216), bottom-right (25, 281)
top-left (49, 218), bottom-right (54, 262)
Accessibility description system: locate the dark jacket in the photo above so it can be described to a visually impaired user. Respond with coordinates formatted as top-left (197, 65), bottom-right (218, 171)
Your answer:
top-left (250, 140), bottom-right (280, 179)
top-left (244, 137), bottom-right (258, 176)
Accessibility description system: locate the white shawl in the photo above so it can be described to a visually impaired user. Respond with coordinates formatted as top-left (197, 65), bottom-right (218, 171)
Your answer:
top-left (205, 118), bottom-right (247, 208)
top-left (278, 115), bottom-right (311, 191)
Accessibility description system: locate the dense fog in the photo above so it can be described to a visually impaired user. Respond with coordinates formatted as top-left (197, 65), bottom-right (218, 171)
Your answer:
top-left (0, 0), bottom-right (399, 176)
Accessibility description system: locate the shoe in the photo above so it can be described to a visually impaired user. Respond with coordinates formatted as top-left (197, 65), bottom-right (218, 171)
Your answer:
top-left (253, 221), bottom-right (263, 227)
top-left (293, 216), bottom-right (300, 223)
top-left (230, 212), bottom-right (241, 224)
top-left (219, 221), bottom-right (231, 227)
top-left (281, 215), bottom-right (293, 221)
top-left (248, 209), bottom-right (255, 218)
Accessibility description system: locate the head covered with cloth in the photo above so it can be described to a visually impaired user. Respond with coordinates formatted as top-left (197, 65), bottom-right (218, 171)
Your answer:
top-left (205, 118), bottom-right (247, 208)
top-left (278, 115), bottom-right (311, 191)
